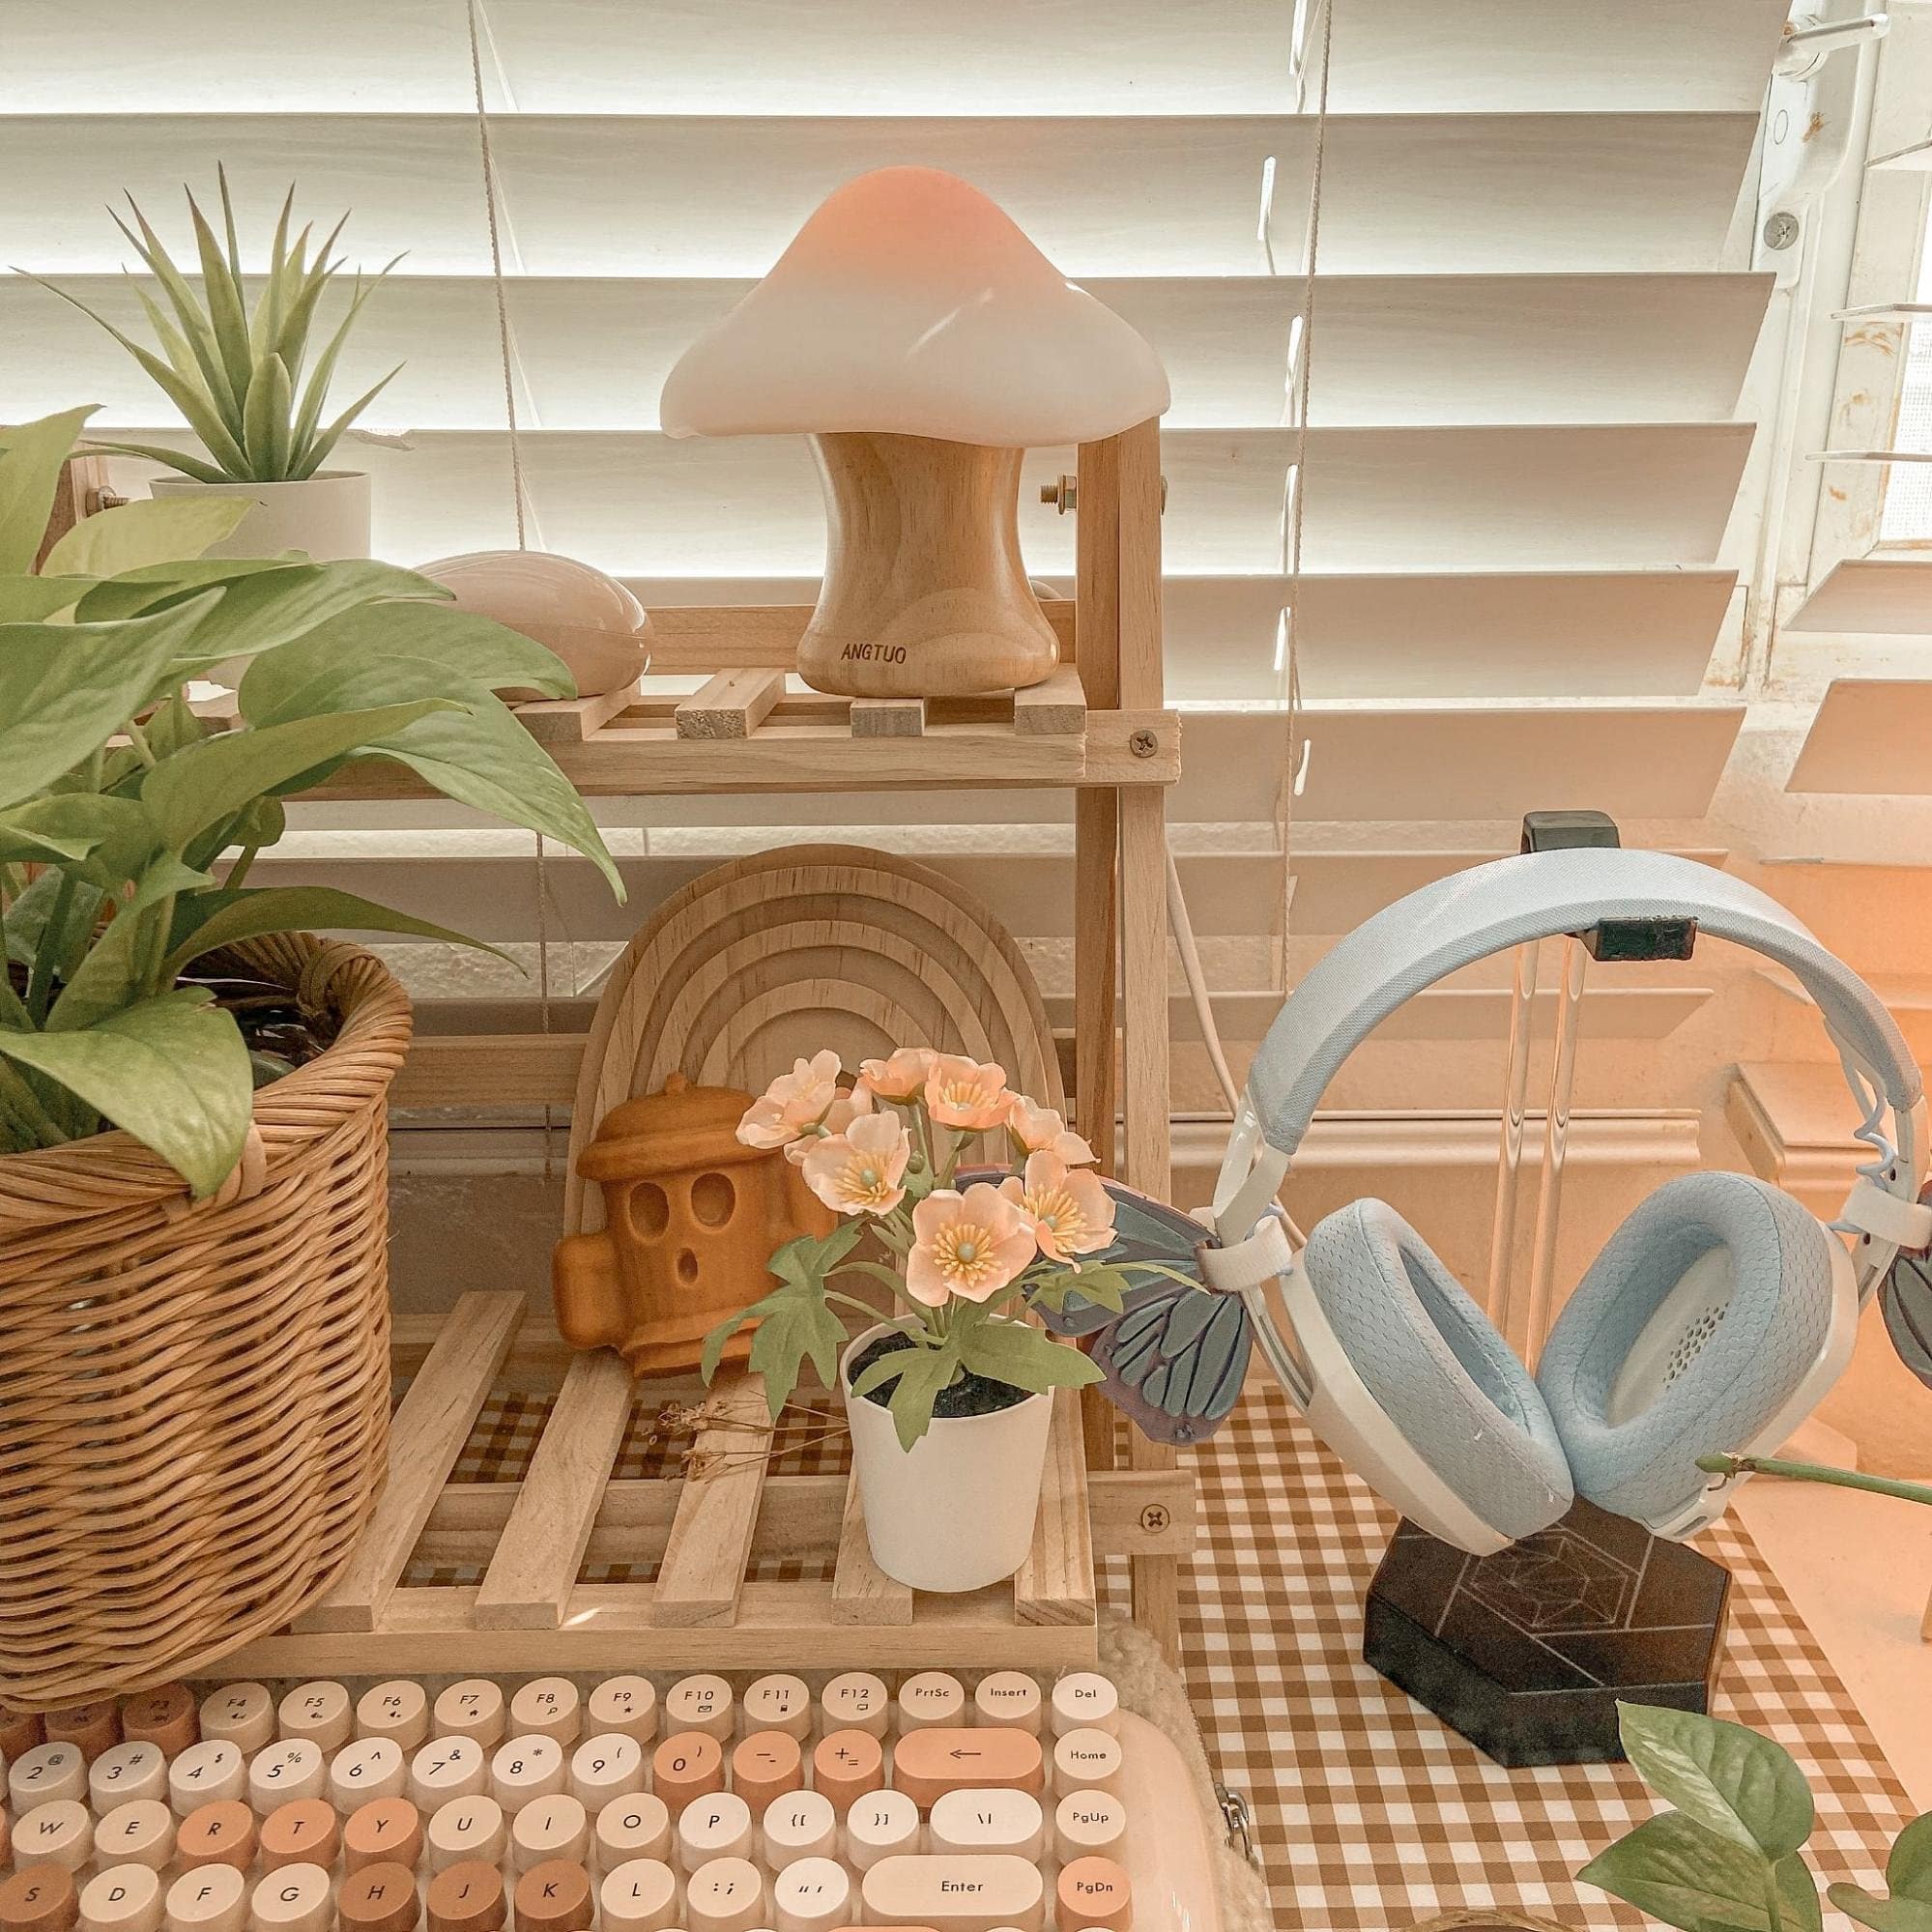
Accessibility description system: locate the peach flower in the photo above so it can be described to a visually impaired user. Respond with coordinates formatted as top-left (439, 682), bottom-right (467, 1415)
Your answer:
top-left (924, 1055), bottom-right (1012, 1131)
top-left (737, 1051), bottom-right (842, 1149)
top-left (857, 1047), bottom-right (937, 1101)
top-left (906, 1184), bottom-right (1037, 1307)
top-left (800, 1110), bottom-right (912, 1215)
top-left (784, 1081), bottom-right (874, 1164)
top-left (997, 1151), bottom-right (1116, 1263)
top-left (1006, 1097), bottom-right (1096, 1168)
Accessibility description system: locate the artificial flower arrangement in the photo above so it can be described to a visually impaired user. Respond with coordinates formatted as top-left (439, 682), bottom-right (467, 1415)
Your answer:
top-left (701, 1046), bottom-right (1186, 1451)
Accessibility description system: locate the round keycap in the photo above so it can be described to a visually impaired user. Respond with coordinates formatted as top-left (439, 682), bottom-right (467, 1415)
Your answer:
top-left (662, 1676), bottom-right (732, 1743)
top-left (593, 1860), bottom-right (675, 1932)
top-left (0, 1868), bottom-right (77, 1932)
top-left (167, 1744), bottom-right (245, 1819)
top-left (425, 1796), bottom-right (507, 1876)
top-left (1055, 1789), bottom-right (1128, 1864)
top-left (565, 1734), bottom-right (642, 1809)
top-left (77, 1864), bottom-right (161, 1932)
top-left (44, 1705), bottom-right (120, 1763)
top-left (675, 1793), bottom-right (751, 1875)
top-left (257, 1800), bottom-right (339, 1875)
top-left (1056, 1853), bottom-right (1132, 1932)
top-left (737, 1676), bottom-right (809, 1742)
top-left (176, 1802), bottom-right (255, 1873)
top-left (510, 1795), bottom-right (589, 1875)
top-left (245, 1865), bottom-right (331, 1932)
top-left (197, 1688), bottom-right (274, 1757)
top-left (11, 1745), bottom-right (86, 1811)
top-left (275, 1687), bottom-right (350, 1754)
top-left (728, 1732), bottom-right (800, 1814)
top-left (118, 1688), bottom-right (196, 1759)
top-left (89, 1743), bottom-right (167, 1812)
top-left (682, 1857), bottom-right (764, 1932)
top-left (356, 1684), bottom-right (430, 1752)
top-left (507, 1682), bottom-right (578, 1749)
top-left (431, 1684), bottom-right (505, 1749)
top-left (161, 1865), bottom-right (245, 1932)
top-left (425, 1862), bottom-right (505, 1932)
top-left (509, 1860), bottom-right (592, 1932)
top-left (759, 1789), bottom-right (836, 1868)
top-left (335, 1861), bottom-right (419, 1932)
top-left (0, 1713), bottom-right (46, 1762)
top-left (649, 1732), bottom-right (723, 1808)
top-left (92, 1801), bottom-right (173, 1872)
top-left (818, 1673), bottom-right (887, 1740)
top-left (1052, 1725), bottom-right (1123, 1795)
top-left (1050, 1671), bottom-right (1119, 1739)
top-left (770, 1856), bottom-right (850, 1932)
top-left (410, 1736), bottom-right (487, 1809)
top-left (488, 1736), bottom-right (563, 1815)
top-left (591, 1793), bottom-right (670, 1873)
top-left (808, 1728), bottom-right (882, 1813)
top-left (895, 1671), bottom-right (964, 1732)
top-left (245, 1742), bottom-right (323, 1813)
top-left (344, 1798), bottom-right (423, 1875)
top-left (842, 1788), bottom-right (918, 1870)
top-left (974, 1670), bottom-right (1044, 1733)
top-left (583, 1680), bottom-right (655, 1748)
top-left (331, 1738), bottom-right (406, 1810)
top-left (14, 1802), bottom-right (91, 1872)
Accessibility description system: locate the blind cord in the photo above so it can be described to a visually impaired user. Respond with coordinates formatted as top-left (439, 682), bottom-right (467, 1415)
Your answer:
top-left (465, 0), bottom-right (556, 1176)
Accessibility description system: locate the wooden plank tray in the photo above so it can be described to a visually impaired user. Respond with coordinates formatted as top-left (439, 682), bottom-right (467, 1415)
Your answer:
top-left (222, 1293), bottom-right (1197, 1679)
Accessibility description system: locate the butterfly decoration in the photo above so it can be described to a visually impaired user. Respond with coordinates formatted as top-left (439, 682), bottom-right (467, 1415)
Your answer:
top-left (1037, 1180), bottom-right (1254, 1447)
top-left (1882, 1179), bottom-right (1932, 1391)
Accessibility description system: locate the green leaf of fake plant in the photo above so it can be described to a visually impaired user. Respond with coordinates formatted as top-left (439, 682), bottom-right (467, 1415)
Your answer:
top-left (1889, 1814), bottom-right (1932, 1902)
top-left (161, 886), bottom-right (509, 982)
top-left (747, 1287), bottom-right (850, 1419)
top-left (1581, 1810), bottom-right (1821, 1932)
top-left (1831, 1888), bottom-right (1932, 1932)
top-left (1617, 1704), bottom-right (1816, 1864)
top-left (49, 855), bottom-right (216, 1036)
top-left (0, 592), bottom-right (221, 814)
top-left (41, 493), bottom-right (250, 578)
top-left (955, 1318), bottom-right (1105, 1396)
top-left (0, 576), bottom-right (90, 622)
top-left (0, 988), bottom-right (252, 1197)
top-left (0, 406), bottom-right (96, 574)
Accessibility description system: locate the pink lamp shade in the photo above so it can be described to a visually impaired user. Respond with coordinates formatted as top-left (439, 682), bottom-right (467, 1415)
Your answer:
top-left (659, 166), bottom-right (1169, 447)
top-left (419, 550), bottom-right (651, 701)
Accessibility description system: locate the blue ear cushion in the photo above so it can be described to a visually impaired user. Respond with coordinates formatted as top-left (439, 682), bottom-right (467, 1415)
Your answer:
top-left (1304, 1199), bottom-right (1575, 1543)
top-left (1536, 1172), bottom-right (1839, 1527)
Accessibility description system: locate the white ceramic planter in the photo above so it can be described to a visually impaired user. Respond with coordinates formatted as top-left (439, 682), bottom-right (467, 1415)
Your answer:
top-left (148, 471), bottom-right (371, 561)
top-left (842, 1319), bottom-right (1053, 1592)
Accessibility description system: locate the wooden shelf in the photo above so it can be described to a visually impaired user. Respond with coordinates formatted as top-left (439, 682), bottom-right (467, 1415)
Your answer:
top-left (221, 1294), bottom-right (1196, 1678)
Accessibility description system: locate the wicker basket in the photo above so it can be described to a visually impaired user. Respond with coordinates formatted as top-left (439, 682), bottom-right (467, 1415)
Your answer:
top-left (0, 935), bottom-right (412, 1712)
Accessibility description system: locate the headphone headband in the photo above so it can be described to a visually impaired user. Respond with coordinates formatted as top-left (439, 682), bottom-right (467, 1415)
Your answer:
top-left (1248, 848), bottom-right (1921, 1156)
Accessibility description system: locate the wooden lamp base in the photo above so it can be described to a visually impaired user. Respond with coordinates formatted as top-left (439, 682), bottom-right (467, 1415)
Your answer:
top-left (799, 430), bottom-right (1060, 698)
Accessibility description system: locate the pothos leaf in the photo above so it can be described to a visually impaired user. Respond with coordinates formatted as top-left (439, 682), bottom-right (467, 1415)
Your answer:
top-left (1580, 1810), bottom-right (1820, 1932)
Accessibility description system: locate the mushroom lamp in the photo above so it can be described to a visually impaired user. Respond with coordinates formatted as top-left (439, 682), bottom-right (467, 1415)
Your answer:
top-left (419, 550), bottom-right (652, 703)
top-left (659, 166), bottom-right (1169, 699)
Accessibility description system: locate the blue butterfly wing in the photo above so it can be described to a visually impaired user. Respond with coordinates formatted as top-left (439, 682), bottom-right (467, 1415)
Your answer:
top-left (1092, 1281), bottom-right (1251, 1446)
top-left (1035, 1183), bottom-right (1214, 1337)
top-left (1883, 1245), bottom-right (1932, 1390)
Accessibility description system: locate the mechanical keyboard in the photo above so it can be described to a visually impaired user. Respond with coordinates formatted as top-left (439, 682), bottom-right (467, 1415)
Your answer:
top-left (0, 1668), bottom-right (1223, 1932)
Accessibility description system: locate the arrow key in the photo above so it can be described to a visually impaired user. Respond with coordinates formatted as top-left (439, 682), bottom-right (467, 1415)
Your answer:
top-left (890, 1730), bottom-right (1042, 1811)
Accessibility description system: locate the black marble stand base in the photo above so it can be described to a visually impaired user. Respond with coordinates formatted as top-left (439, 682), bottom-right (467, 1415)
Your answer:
top-left (1363, 1498), bottom-right (1732, 1768)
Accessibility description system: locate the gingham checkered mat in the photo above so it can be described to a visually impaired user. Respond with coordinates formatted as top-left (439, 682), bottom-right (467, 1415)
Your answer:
top-left (432, 1382), bottom-right (1913, 1930)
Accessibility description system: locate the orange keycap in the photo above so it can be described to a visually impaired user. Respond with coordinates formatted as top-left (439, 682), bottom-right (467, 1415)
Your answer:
top-left (649, 1732), bottom-right (723, 1806)
top-left (727, 1732), bottom-right (800, 1813)
top-left (0, 1867), bottom-right (78, 1932)
top-left (336, 1862), bottom-right (419, 1932)
top-left (425, 1862), bottom-right (505, 1932)
top-left (1056, 1855), bottom-right (1132, 1932)
top-left (43, 1705), bottom-right (120, 1763)
top-left (509, 1860), bottom-right (592, 1932)
top-left (258, 1800), bottom-right (340, 1873)
top-left (0, 1714), bottom-right (46, 1763)
top-left (119, 1688), bottom-right (197, 1759)
top-left (345, 1798), bottom-right (423, 1874)
top-left (176, 1802), bottom-right (257, 1873)
top-left (809, 1729), bottom-right (883, 1812)
top-left (890, 1728), bottom-right (1044, 1810)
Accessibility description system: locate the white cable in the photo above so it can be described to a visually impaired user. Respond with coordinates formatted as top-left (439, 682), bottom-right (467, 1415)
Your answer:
top-left (1168, 847), bottom-right (1242, 1113)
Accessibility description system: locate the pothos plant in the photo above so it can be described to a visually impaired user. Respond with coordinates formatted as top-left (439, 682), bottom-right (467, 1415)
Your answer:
top-left (0, 405), bottom-right (621, 1194)
top-left (1583, 1701), bottom-right (1930, 1932)
top-left (700, 1046), bottom-right (1192, 1449)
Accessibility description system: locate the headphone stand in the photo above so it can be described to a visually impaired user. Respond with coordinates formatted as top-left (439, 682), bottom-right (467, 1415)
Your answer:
top-left (1362, 1498), bottom-right (1731, 1768)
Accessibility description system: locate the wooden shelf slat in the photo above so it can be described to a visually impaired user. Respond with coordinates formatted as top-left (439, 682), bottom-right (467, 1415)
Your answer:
top-left (649, 1371), bottom-right (772, 1629)
top-left (830, 1468), bottom-right (915, 1627)
top-left (1014, 1388), bottom-right (1097, 1628)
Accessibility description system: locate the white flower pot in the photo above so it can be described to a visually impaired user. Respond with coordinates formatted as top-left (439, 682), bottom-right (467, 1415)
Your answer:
top-left (148, 471), bottom-right (371, 562)
top-left (842, 1320), bottom-right (1054, 1593)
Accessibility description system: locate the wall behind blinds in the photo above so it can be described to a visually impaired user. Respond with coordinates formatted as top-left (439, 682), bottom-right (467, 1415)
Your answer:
top-left (8, 0), bottom-right (1920, 1209)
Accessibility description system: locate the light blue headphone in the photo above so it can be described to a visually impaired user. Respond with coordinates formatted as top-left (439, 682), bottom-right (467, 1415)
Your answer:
top-left (1202, 849), bottom-right (1930, 1555)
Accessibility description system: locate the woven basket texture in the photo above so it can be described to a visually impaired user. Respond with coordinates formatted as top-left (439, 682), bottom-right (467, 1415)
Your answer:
top-left (0, 935), bottom-right (411, 1712)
